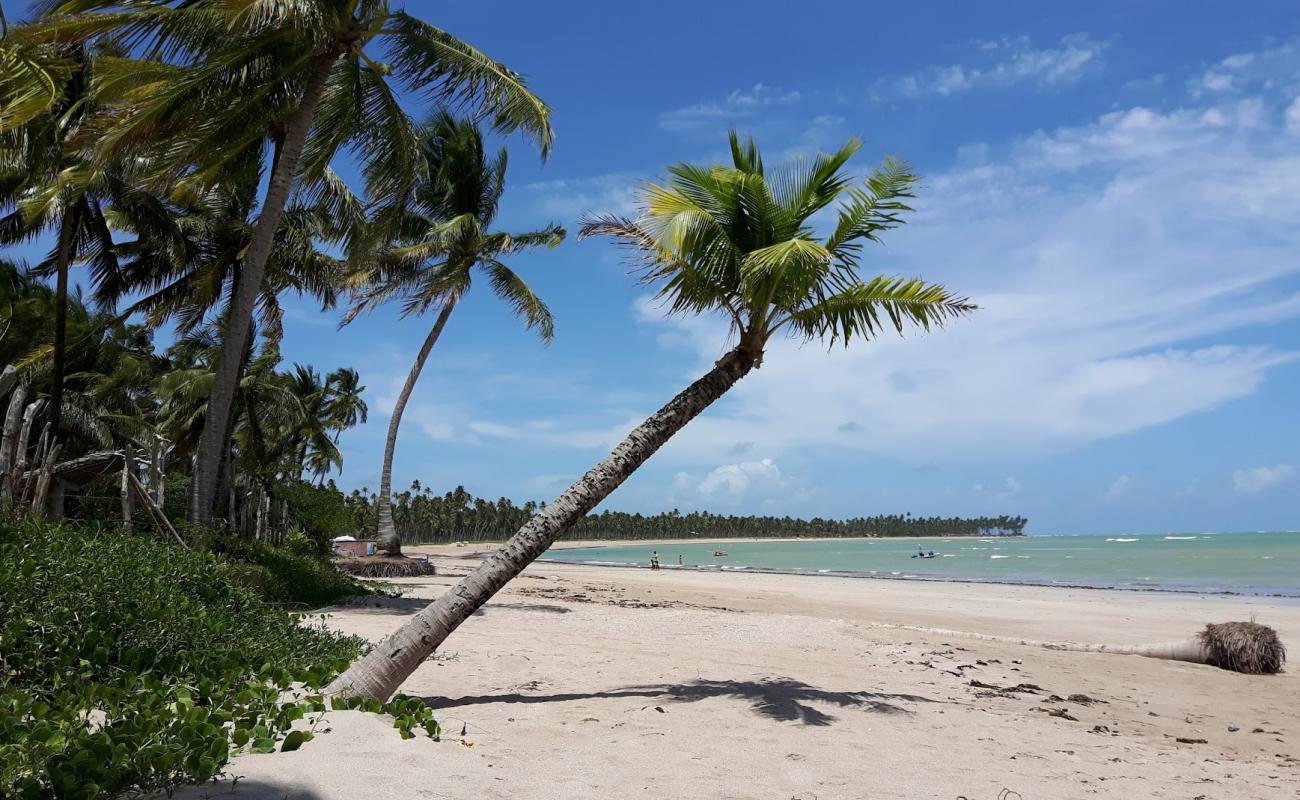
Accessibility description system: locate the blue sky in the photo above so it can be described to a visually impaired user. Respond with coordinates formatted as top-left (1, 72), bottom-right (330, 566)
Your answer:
top-left (37, 1), bottom-right (1300, 533)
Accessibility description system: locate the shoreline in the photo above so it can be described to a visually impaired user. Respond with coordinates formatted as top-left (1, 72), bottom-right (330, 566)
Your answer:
top-left (530, 555), bottom-right (1300, 600)
top-left (409, 538), bottom-right (1300, 600)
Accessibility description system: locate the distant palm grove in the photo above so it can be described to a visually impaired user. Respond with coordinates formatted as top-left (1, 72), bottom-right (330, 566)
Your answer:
top-left (345, 483), bottom-right (1027, 541)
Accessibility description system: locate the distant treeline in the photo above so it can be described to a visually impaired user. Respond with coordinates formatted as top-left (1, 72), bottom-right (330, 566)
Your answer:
top-left (341, 483), bottom-right (1027, 542)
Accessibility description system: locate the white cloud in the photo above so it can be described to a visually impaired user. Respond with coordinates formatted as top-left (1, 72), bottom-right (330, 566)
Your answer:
top-left (1232, 464), bottom-right (1295, 494)
top-left (666, 457), bottom-right (815, 509)
top-left (882, 34), bottom-right (1105, 99)
top-left (1105, 474), bottom-right (1131, 498)
top-left (697, 457), bottom-right (785, 497)
top-left (1201, 72), bottom-right (1234, 92)
top-left (659, 83), bottom-right (801, 133)
top-left (625, 61), bottom-right (1300, 467)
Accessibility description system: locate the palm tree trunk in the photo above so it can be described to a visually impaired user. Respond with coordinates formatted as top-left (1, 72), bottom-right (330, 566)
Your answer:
top-left (375, 299), bottom-right (458, 554)
top-left (328, 346), bottom-right (759, 700)
top-left (49, 213), bottom-right (74, 439)
top-left (188, 52), bottom-right (339, 526)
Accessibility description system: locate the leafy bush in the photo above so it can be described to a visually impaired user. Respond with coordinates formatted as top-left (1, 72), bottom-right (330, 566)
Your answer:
top-left (0, 518), bottom-right (438, 799)
top-left (211, 535), bottom-right (370, 608)
top-left (279, 481), bottom-right (358, 553)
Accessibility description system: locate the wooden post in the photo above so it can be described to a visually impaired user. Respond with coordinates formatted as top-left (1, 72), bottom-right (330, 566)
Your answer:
top-left (24, 427), bottom-right (49, 505)
top-left (128, 470), bottom-right (188, 549)
top-left (49, 479), bottom-right (66, 520)
top-left (0, 365), bottom-right (17, 399)
top-left (120, 445), bottom-right (134, 528)
top-left (0, 382), bottom-right (29, 507)
top-left (31, 442), bottom-right (59, 514)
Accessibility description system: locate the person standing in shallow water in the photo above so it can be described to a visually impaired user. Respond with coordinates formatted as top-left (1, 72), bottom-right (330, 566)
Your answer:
top-left (650, 551), bottom-right (660, 570)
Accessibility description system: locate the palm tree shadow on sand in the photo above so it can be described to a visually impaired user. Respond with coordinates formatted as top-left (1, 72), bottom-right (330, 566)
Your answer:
top-left (424, 677), bottom-right (936, 726)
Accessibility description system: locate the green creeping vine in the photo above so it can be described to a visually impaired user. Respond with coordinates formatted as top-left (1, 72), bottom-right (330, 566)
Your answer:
top-left (0, 519), bottom-right (436, 799)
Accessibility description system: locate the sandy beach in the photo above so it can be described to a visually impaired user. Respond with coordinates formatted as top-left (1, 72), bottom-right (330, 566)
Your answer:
top-left (177, 545), bottom-right (1300, 800)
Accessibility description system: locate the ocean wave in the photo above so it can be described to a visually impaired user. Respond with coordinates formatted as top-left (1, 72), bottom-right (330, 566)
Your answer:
top-left (990, 555), bottom-right (1010, 559)
top-left (1164, 536), bottom-right (1198, 540)
top-left (1106, 538), bottom-right (1139, 542)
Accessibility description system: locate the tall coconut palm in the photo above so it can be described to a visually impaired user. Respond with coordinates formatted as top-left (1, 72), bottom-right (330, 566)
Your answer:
top-left (344, 112), bottom-right (562, 555)
top-left (31, 0), bottom-right (554, 525)
top-left (327, 132), bottom-right (976, 700)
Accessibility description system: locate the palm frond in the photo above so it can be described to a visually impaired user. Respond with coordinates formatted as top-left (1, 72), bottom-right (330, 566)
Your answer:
top-left (483, 258), bottom-right (553, 342)
top-left (385, 12), bottom-right (552, 157)
top-left (777, 276), bottom-right (975, 345)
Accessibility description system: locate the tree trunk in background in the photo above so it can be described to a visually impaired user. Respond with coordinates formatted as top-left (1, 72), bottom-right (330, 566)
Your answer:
top-left (150, 437), bottom-right (165, 506)
top-left (375, 300), bottom-right (458, 555)
top-left (327, 346), bottom-right (759, 701)
top-left (188, 53), bottom-right (339, 526)
top-left (49, 214), bottom-right (74, 439)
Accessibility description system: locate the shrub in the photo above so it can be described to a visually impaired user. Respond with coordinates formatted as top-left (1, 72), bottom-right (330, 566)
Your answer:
top-left (0, 518), bottom-right (437, 799)
top-left (211, 536), bottom-right (370, 608)
top-left (279, 481), bottom-right (358, 554)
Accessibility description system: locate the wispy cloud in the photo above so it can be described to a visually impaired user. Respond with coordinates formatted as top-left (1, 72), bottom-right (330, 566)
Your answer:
top-left (511, 172), bottom-right (641, 224)
top-left (1105, 474), bottom-right (1132, 498)
top-left (974, 477), bottom-right (1023, 501)
top-left (877, 34), bottom-right (1106, 100)
top-left (659, 83), bottom-right (801, 133)
top-left (1232, 464), bottom-right (1295, 494)
top-left (1190, 41), bottom-right (1300, 98)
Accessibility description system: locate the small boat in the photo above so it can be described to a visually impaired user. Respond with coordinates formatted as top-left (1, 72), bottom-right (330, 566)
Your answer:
top-left (712, 550), bottom-right (728, 557)
top-left (911, 551), bottom-right (938, 559)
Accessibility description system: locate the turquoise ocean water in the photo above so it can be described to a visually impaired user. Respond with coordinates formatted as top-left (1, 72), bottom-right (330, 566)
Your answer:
top-left (544, 532), bottom-right (1300, 596)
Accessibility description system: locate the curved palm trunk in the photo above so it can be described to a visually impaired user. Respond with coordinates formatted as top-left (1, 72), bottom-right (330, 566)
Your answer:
top-left (49, 213), bottom-right (74, 438)
top-left (188, 53), bottom-right (339, 526)
top-left (327, 346), bottom-right (759, 700)
top-left (375, 300), bottom-right (458, 554)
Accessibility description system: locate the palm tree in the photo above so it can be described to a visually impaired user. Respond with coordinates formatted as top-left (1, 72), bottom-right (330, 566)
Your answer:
top-left (281, 364), bottom-right (367, 482)
top-left (0, 43), bottom-right (126, 440)
top-left (327, 132), bottom-right (976, 700)
top-left (102, 144), bottom-right (347, 350)
top-left (32, 0), bottom-right (554, 525)
top-left (344, 112), bottom-right (562, 555)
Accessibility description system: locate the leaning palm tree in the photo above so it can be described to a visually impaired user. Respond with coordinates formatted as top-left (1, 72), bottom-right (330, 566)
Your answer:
top-left (326, 132), bottom-right (976, 700)
top-left (30, 0), bottom-right (554, 526)
top-left (344, 112), bottom-right (562, 555)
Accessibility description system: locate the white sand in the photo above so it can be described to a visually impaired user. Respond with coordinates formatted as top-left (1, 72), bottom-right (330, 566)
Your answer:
top-left (176, 547), bottom-right (1300, 800)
